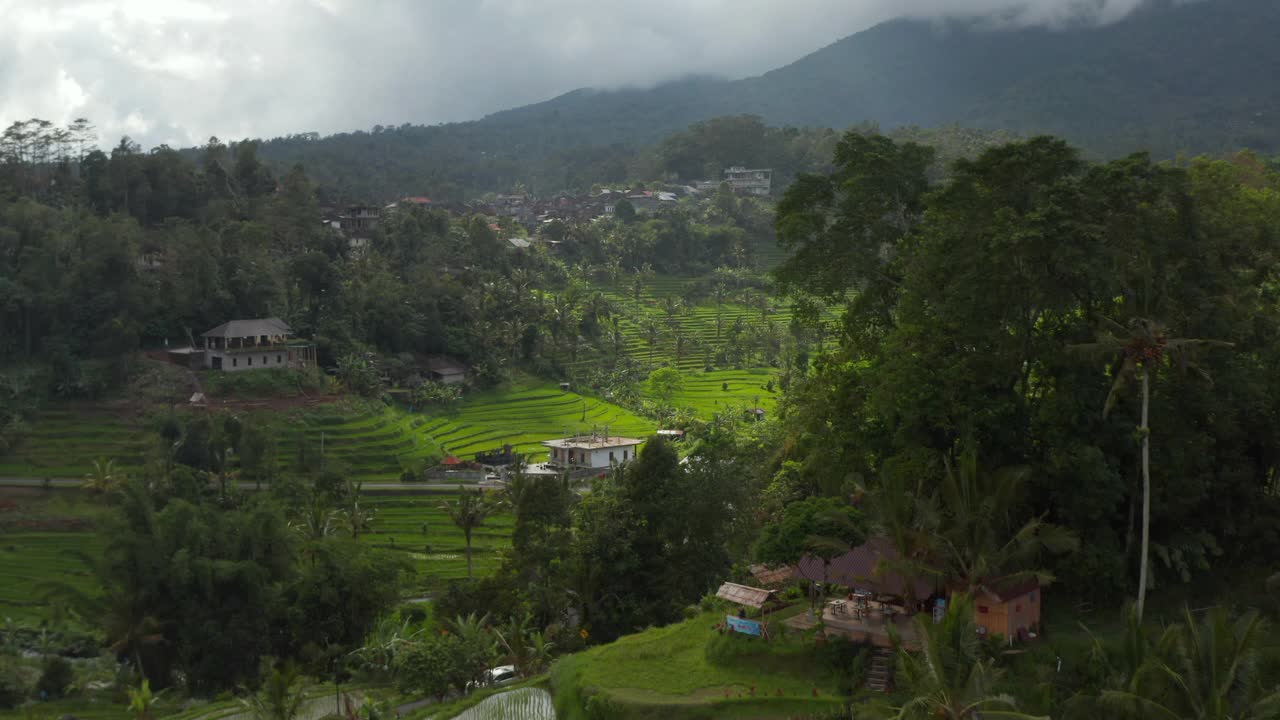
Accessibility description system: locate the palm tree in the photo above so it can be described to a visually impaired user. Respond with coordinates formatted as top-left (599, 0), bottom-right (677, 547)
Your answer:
top-left (1073, 317), bottom-right (1232, 621)
top-left (440, 488), bottom-right (496, 578)
top-left (893, 594), bottom-right (1046, 720)
top-left (340, 480), bottom-right (375, 538)
top-left (930, 448), bottom-right (1078, 595)
top-left (524, 631), bottom-right (555, 674)
top-left (640, 317), bottom-right (663, 365)
top-left (449, 612), bottom-right (499, 690)
top-left (292, 494), bottom-right (339, 541)
top-left (83, 458), bottom-right (125, 495)
top-left (42, 550), bottom-right (166, 680)
top-left (712, 283), bottom-right (727, 340)
top-left (240, 663), bottom-right (308, 720)
top-left (1099, 607), bottom-right (1280, 720)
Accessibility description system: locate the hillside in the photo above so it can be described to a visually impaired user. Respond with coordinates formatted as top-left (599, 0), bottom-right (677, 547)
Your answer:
top-left (257, 0), bottom-right (1279, 199)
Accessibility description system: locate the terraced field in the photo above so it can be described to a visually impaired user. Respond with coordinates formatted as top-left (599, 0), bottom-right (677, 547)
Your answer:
top-left (360, 492), bottom-right (513, 594)
top-left (0, 408), bottom-right (148, 478)
top-left (413, 381), bottom-right (652, 460)
top-left (591, 276), bottom-right (799, 374)
top-left (673, 368), bottom-right (781, 418)
top-left (0, 529), bottom-right (102, 622)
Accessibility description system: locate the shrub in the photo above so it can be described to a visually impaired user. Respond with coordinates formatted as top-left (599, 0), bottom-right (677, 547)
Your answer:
top-left (36, 655), bottom-right (74, 699)
top-left (0, 657), bottom-right (29, 709)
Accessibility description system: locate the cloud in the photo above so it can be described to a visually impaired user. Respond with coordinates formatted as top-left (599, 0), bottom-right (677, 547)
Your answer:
top-left (0, 0), bottom-right (1180, 150)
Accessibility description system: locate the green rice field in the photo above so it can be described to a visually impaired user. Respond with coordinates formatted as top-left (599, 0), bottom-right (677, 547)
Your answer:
top-left (671, 368), bottom-right (779, 418)
top-left (0, 529), bottom-right (102, 623)
top-left (359, 492), bottom-right (513, 594)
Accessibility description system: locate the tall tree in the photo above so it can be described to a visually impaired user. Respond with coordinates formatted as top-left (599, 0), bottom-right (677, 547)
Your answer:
top-left (441, 488), bottom-right (497, 578)
top-left (1072, 318), bottom-right (1232, 620)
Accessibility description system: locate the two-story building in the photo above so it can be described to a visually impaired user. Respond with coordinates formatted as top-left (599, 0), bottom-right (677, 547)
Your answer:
top-left (723, 167), bottom-right (772, 196)
top-left (199, 318), bottom-right (314, 371)
top-left (541, 434), bottom-right (642, 470)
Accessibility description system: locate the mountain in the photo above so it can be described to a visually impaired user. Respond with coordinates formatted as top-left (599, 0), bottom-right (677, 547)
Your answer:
top-left (485, 0), bottom-right (1278, 156)
top-left (258, 0), bottom-right (1280, 199)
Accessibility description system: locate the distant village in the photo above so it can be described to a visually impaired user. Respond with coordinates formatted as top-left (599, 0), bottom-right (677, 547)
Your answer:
top-left (323, 166), bottom-right (773, 249)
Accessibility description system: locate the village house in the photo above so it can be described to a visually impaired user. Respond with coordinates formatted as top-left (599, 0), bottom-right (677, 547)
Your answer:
top-left (197, 318), bottom-right (315, 372)
top-left (542, 433), bottom-right (642, 470)
top-left (337, 204), bottom-right (380, 235)
top-left (424, 355), bottom-right (468, 385)
top-left (972, 578), bottom-right (1042, 642)
top-left (787, 536), bottom-right (1043, 649)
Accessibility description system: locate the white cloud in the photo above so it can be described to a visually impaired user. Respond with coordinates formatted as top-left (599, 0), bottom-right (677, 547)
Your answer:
top-left (0, 0), bottom-right (1183, 150)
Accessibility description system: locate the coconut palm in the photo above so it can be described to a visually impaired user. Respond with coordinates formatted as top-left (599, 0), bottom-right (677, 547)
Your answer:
top-left (82, 458), bottom-right (125, 495)
top-left (930, 448), bottom-right (1078, 595)
top-left (893, 594), bottom-right (1046, 720)
top-left (1072, 317), bottom-right (1232, 621)
top-left (440, 488), bottom-right (496, 578)
top-left (240, 663), bottom-right (308, 720)
top-left (340, 479), bottom-right (375, 539)
top-left (292, 494), bottom-right (339, 541)
top-left (1099, 607), bottom-right (1280, 720)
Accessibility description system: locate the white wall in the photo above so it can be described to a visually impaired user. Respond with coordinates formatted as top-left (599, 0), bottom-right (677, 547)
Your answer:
top-left (207, 351), bottom-right (290, 372)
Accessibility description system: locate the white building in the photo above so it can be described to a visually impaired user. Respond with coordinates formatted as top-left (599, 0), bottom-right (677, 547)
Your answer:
top-left (542, 434), bottom-right (642, 470)
top-left (723, 167), bottom-right (772, 196)
top-left (199, 318), bottom-right (314, 372)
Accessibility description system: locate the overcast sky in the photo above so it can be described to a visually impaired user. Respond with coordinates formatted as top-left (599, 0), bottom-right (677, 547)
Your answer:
top-left (0, 0), bottom-right (1160, 150)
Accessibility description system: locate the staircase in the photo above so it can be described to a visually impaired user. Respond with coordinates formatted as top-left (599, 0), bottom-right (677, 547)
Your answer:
top-left (865, 647), bottom-right (894, 693)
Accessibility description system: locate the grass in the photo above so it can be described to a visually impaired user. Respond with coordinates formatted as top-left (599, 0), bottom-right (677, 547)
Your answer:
top-left (0, 494), bottom-right (108, 623)
top-left (670, 369), bottom-right (780, 418)
top-left (0, 409), bottom-right (148, 479)
top-left (359, 492), bottom-right (512, 595)
top-left (549, 611), bottom-right (845, 719)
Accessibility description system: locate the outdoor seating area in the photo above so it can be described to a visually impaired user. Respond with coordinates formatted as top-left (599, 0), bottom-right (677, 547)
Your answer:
top-left (785, 596), bottom-right (922, 649)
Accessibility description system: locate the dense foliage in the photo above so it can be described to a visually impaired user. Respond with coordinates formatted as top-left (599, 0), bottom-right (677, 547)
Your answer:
top-left (774, 132), bottom-right (1280, 604)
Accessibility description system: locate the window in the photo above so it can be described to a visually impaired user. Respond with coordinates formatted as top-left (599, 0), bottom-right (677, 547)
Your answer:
top-left (278, 355), bottom-right (283, 364)
top-left (977, 605), bottom-right (989, 614)
top-left (263, 355), bottom-right (268, 365)
top-left (233, 358), bottom-right (238, 367)
top-left (623, 449), bottom-right (629, 460)
top-left (609, 451), bottom-right (615, 462)
top-left (247, 357), bottom-right (252, 366)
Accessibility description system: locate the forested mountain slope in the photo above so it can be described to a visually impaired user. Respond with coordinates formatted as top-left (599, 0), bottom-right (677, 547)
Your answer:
top-left (256, 0), bottom-right (1277, 199)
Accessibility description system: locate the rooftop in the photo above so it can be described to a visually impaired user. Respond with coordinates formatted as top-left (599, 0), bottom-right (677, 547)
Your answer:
top-left (425, 355), bottom-right (467, 375)
top-left (201, 318), bottom-right (292, 339)
top-left (542, 435), bottom-right (643, 450)
top-left (715, 582), bottom-right (777, 610)
top-left (794, 536), bottom-right (937, 600)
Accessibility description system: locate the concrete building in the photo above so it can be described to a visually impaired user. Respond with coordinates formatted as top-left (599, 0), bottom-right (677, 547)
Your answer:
top-left (542, 434), bottom-right (642, 470)
top-left (198, 318), bottom-right (314, 372)
top-left (723, 167), bottom-right (772, 196)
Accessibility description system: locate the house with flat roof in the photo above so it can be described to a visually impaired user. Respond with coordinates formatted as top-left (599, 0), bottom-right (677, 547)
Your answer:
top-left (542, 434), bottom-right (642, 470)
top-left (199, 318), bottom-right (314, 372)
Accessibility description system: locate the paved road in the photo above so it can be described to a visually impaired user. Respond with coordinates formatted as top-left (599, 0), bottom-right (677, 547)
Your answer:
top-left (0, 477), bottom-right (492, 494)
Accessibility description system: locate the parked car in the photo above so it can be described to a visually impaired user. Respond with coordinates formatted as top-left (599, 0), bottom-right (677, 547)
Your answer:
top-left (484, 665), bottom-right (519, 687)
top-left (467, 665), bottom-right (520, 692)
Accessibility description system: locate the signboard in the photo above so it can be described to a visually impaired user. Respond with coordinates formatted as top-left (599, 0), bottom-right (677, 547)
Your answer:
top-left (725, 615), bottom-right (764, 637)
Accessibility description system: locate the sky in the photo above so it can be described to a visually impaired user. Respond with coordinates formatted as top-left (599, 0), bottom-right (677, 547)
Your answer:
top-left (0, 0), bottom-right (1163, 150)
